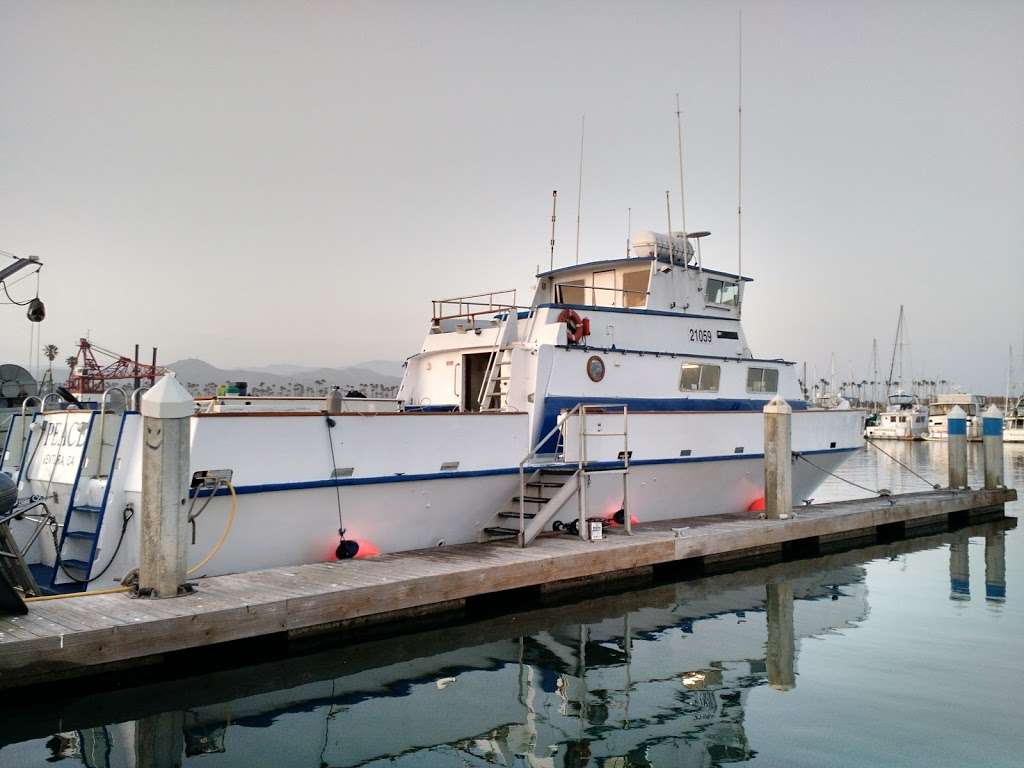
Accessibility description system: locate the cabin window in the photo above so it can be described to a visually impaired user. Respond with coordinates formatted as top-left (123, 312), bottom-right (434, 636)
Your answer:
top-left (746, 367), bottom-right (779, 393)
top-left (622, 270), bottom-right (649, 308)
top-left (706, 278), bottom-right (739, 306)
top-left (557, 280), bottom-right (585, 304)
top-left (592, 270), bottom-right (617, 307)
top-left (679, 363), bottom-right (721, 392)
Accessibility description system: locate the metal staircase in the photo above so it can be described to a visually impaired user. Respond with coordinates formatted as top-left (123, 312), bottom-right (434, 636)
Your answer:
top-left (484, 404), bottom-right (631, 547)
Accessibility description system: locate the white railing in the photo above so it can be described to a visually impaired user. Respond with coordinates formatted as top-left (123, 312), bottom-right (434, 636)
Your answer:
top-left (431, 289), bottom-right (526, 326)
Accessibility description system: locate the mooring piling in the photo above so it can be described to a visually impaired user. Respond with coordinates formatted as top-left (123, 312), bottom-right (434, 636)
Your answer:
top-left (139, 373), bottom-right (195, 598)
top-left (982, 404), bottom-right (1004, 490)
top-left (765, 580), bottom-right (796, 690)
top-left (946, 405), bottom-right (968, 489)
top-left (949, 536), bottom-right (970, 601)
top-left (984, 531), bottom-right (1006, 603)
top-left (763, 396), bottom-right (793, 520)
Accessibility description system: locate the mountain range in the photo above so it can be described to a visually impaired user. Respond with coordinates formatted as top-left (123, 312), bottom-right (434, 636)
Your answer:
top-left (166, 358), bottom-right (403, 389)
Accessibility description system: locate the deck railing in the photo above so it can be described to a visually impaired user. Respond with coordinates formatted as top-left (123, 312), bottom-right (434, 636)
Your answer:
top-left (431, 289), bottom-right (529, 326)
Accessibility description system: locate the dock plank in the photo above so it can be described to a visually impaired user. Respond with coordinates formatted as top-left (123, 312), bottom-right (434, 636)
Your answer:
top-left (0, 487), bottom-right (1014, 689)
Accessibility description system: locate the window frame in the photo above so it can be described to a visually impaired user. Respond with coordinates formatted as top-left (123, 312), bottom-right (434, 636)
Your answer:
top-left (706, 277), bottom-right (740, 307)
top-left (746, 367), bottom-right (779, 394)
top-left (679, 362), bottom-right (722, 393)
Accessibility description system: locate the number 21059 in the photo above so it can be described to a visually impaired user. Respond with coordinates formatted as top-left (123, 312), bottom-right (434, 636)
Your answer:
top-left (689, 329), bottom-right (713, 343)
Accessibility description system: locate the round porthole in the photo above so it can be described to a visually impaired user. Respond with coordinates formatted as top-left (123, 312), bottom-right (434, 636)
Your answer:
top-left (586, 355), bottom-right (605, 383)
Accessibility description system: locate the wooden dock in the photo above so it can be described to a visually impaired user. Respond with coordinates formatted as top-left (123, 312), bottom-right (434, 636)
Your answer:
top-left (0, 487), bottom-right (1015, 690)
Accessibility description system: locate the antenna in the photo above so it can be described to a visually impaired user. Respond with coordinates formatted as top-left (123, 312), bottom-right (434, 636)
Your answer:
top-left (625, 207), bottom-right (631, 257)
top-left (665, 191), bottom-right (678, 304)
top-left (675, 94), bottom-right (689, 259)
top-left (736, 9), bottom-right (743, 280)
top-left (574, 115), bottom-right (585, 265)
top-left (549, 190), bottom-right (558, 272)
top-left (665, 191), bottom-right (674, 263)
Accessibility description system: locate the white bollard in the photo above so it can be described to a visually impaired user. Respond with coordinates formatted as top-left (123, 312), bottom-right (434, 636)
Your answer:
top-left (763, 396), bottom-right (793, 520)
top-left (946, 405), bottom-right (968, 489)
top-left (982, 404), bottom-right (1004, 490)
top-left (139, 373), bottom-right (195, 598)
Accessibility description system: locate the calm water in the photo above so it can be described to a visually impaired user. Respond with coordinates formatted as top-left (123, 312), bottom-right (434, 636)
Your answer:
top-left (1, 442), bottom-right (1021, 767)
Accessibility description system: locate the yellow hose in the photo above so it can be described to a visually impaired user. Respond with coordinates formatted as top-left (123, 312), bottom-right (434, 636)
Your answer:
top-left (187, 480), bottom-right (237, 576)
top-left (25, 585), bottom-right (128, 602)
top-left (23, 481), bottom-right (238, 601)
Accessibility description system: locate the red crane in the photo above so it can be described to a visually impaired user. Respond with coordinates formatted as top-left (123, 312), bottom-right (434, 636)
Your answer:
top-left (65, 338), bottom-right (167, 395)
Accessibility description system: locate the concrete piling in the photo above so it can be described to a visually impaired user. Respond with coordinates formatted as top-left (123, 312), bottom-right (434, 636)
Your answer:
top-left (763, 396), bottom-right (793, 520)
top-left (139, 373), bottom-right (195, 598)
top-left (946, 405), bottom-right (968, 489)
top-left (982, 405), bottom-right (1004, 490)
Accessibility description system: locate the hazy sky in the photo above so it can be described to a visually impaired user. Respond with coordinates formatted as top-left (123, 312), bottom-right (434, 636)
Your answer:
top-left (2, 1), bottom-right (1021, 392)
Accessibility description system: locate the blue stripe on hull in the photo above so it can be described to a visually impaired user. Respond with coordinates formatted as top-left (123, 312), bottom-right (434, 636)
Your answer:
top-left (204, 446), bottom-right (857, 497)
top-left (537, 395), bottom-right (809, 453)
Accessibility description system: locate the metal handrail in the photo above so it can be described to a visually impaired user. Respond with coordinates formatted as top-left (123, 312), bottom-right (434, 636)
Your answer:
top-left (516, 403), bottom-right (631, 545)
top-left (130, 386), bottom-right (150, 411)
top-left (40, 393), bottom-right (63, 411)
top-left (96, 388), bottom-right (127, 476)
top-left (432, 289), bottom-right (525, 323)
top-left (19, 396), bottom-right (41, 421)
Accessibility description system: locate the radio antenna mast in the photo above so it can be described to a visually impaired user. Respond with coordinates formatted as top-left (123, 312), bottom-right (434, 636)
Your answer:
top-left (736, 9), bottom-right (744, 280)
top-left (625, 207), bottom-right (631, 257)
top-left (675, 93), bottom-right (689, 270)
top-left (549, 190), bottom-right (558, 271)
top-left (574, 115), bottom-right (585, 264)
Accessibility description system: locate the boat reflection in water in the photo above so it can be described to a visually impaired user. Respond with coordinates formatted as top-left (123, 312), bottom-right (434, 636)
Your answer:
top-left (0, 519), bottom-right (1011, 767)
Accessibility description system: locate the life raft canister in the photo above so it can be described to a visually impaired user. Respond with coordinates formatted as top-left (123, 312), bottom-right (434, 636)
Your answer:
top-left (558, 308), bottom-right (590, 344)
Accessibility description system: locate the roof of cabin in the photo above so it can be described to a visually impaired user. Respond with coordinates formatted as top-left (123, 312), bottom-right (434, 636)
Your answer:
top-left (536, 256), bottom-right (753, 282)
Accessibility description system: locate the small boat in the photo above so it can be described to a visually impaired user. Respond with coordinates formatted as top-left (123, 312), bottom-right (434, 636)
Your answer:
top-left (864, 391), bottom-right (928, 440)
top-left (925, 392), bottom-right (986, 441)
top-left (1004, 395), bottom-right (1024, 443)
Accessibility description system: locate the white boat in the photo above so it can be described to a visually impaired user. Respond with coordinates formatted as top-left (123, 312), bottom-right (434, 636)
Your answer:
top-left (1, 228), bottom-right (864, 593)
top-left (1004, 396), bottom-right (1024, 443)
top-left (864, 391), bottom-right (928, 440)
top-left (925, 392), bottom-right (986, 441)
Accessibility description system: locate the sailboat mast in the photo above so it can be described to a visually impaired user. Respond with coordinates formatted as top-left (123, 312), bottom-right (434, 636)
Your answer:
top-left (872, 337), bottom-right (879, 409)
top-left (885, 305), bottom-right (903, 394)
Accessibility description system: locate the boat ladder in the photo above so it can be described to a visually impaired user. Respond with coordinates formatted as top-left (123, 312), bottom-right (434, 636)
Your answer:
top-left (477, 307), bottom-right (521, 411)
top-left (483, 403), bottom-right (631, 547)
top-left (49, 406), bottom-right (129, 591)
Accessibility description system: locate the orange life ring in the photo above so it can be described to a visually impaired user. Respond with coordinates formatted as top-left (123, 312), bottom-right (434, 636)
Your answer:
top-left (559, 308), bottom-right (585, 344)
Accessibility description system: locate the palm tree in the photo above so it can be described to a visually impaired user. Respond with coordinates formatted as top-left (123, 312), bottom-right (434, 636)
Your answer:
top-left (65, 355), bottom-right (77, 370)
top-left (42, 344), bottom-right (58, 376)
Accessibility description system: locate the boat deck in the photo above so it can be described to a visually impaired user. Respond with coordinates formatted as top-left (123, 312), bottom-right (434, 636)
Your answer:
top-left (0, 487), bottom-right (1015, 690)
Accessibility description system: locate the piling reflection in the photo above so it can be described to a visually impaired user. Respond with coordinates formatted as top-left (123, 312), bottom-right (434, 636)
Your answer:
top-left (0, 517), bottom-right (1013, 768)
top-left (985, 531), bottom-right (1007, 603)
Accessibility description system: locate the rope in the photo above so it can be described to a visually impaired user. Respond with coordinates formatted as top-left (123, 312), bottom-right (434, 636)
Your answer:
top-left (325, 414), bottom-right (344, 536)
top-left (793, 452), bottom-right (882, 496)
top-left (865, 438), bottom-right (941, 490)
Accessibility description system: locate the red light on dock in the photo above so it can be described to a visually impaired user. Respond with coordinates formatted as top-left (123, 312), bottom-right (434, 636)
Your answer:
top-left (748, 497), bottom-right (765, 512)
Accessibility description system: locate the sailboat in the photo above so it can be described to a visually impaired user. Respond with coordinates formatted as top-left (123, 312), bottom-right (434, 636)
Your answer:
top-left (864, 306), bottom-right (927, 440)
